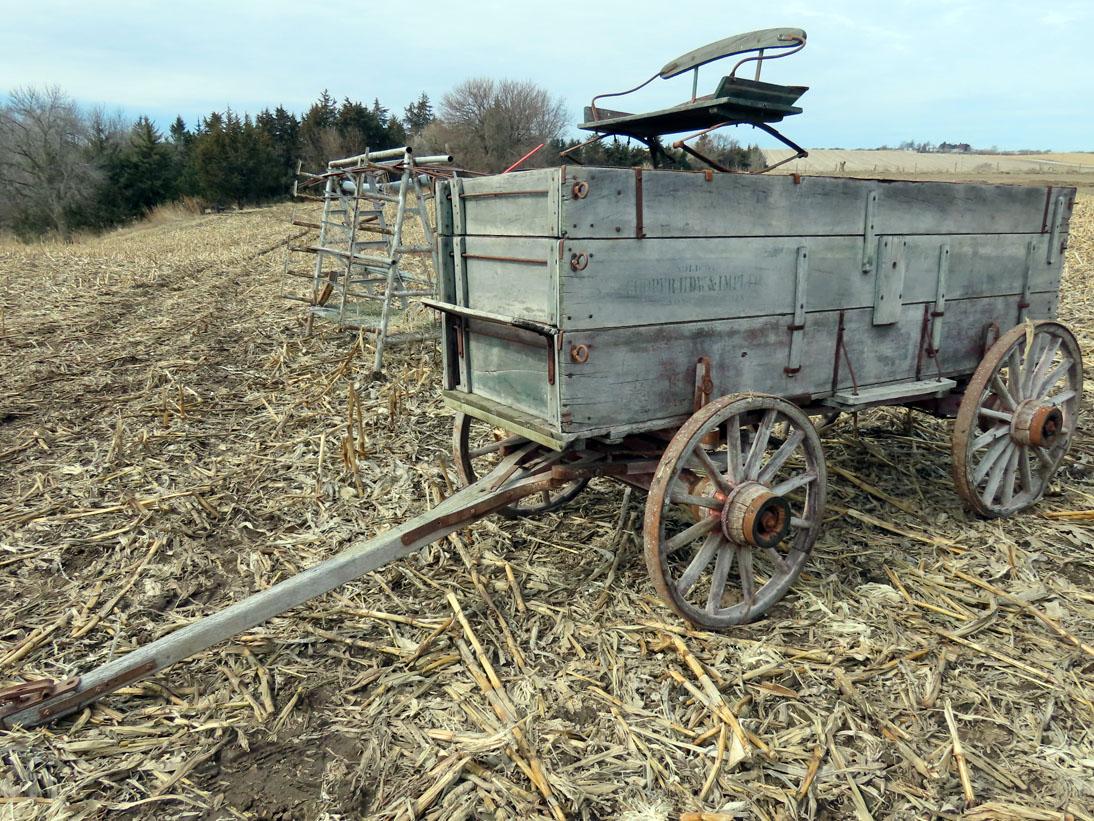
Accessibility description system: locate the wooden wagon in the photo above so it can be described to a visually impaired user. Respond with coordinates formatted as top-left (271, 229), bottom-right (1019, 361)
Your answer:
top-left (2, 28), bottom-right (1082, 729)
top-left (425, 165), bottom-right (1079, 630)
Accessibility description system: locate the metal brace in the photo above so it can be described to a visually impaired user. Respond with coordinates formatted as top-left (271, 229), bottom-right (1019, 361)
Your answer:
top-left (785, 246), bottom-right (808, 375)
top-left (928, 243), bottom-right (949, 356)
top-left (693, 356), bottom-right (714, 411)
top-left (0, 676), bottom-right (80, 722)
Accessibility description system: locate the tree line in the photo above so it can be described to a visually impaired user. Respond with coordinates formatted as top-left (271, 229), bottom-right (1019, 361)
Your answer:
top-left (0, 82), bottom-right (762, 241)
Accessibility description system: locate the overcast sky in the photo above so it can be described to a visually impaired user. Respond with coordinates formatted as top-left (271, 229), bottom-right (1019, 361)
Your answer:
top-left (1, 0), bottom-right (1090, 150)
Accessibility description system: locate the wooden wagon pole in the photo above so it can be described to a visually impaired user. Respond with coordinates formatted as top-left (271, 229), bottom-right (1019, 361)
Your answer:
top-left (0, 447), bottom-right (558, 730)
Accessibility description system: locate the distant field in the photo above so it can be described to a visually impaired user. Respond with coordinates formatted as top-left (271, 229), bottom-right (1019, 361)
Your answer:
top-left (764, 148), bottom-right (1094, 177)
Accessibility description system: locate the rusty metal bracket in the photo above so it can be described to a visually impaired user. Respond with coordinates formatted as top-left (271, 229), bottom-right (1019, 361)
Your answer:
top-left (929, 242), bottom-right (949, 357)
top-left (831, 310), bottom-right (860, 396)
top-left (862, 191), bottom-right (878, 274)
top-left (634, 168), bottom-right (646, 239)
top-left (982, 322), bottom-right (1001, 358)
top-left (1, 676), bottom-right (80, 722)
top-left (1047, 195), bottom-right (1066, 265)
top-left (693, 356), bottom-right (714, 411)
top-left (570, 252), bottom-right (589, 271)
top-left (785, 246), bottom-right (808, 376)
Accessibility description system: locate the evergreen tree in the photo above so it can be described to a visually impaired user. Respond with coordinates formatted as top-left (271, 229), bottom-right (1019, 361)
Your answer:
top-left (168, 116), bottom-right (199, 196)
top-left (403, 93), bottom-right (434, 137)
top-left (118, 117), bottom-right (176, 212)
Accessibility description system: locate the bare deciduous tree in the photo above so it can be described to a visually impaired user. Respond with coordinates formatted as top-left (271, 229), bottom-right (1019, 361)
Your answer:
top-left (421, 78), bottom-right (567, 173)
top-left (0, 85), bottom-right (98, 239)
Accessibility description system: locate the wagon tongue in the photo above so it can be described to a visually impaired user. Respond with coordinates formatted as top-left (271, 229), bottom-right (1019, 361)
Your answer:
top-left (0, 443), bottom-right (560, 730)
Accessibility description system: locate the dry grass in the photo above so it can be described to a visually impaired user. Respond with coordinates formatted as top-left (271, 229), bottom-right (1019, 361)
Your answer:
top-left (765, 149), bottom-right (1094, 178)
top-left (0, 191), bottom-right (1092, 820)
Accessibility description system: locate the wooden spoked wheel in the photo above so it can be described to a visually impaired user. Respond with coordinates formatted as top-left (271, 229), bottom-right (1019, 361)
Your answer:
top-left (452, 413), bottom-right (588, 518)
top-left (644, 394), bottom-right (827, 628)
top-left (952, 321), bottom-right (1082, 517)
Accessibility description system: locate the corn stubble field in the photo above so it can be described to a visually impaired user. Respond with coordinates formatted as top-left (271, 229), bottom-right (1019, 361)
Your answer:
top-left (1, 175), bottom-right (1093, 820)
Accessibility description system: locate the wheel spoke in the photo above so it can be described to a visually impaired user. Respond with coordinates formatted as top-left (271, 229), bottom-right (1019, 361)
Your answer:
top-left (664, 515), bottom-right (719, 553)
top-left (970, 424), bottom-right (1009, 452)
top-left (1026, 336), bottom-right (1061, 398)
top-left (990, 373), bottom-right (1017, 411)
top-left (1000, 445), bottom-right (1020, 508)
top-left (979, 406), bottom-right (1013, 423)
top-left (692, 447), bottom-right (733, 494)
top-left (765, 547), bottom-right (791, 575)
top-left (468, 434), bottom-right (522, 458)
top-left (972, 435), bottom-right (1010, 484)
top-left (705, 542), bottom-right (735, 614)
top-left (1020, 335), bottom-right (1046, 397)
top-left (1034, 357), bottom-right (1071, 398)
top-left (677, 532), bottom-right (722, 596)
top-left (738, 545), bottom-right (756, 612)
top-left (757, 428), bottom-right (805, 485)
top-left (981, 441), bottom-right (1014, 506)
top-left (1047, 389), bottom-right (1076, 407)
top-left (1019, 447), bottom-right (1034, 495)
top-left (670, 492), bottom-right (722, 509)
top-left (724, 415), bottom-right (742, 483)
top-left (1006, 347), bottom-right (1024, 400)
top-left (744, 409), bottom-right (777, 480)
top-left (790, 516), bottom-right (812, 529)
top-left (771, 472), bottom-right (816, 496)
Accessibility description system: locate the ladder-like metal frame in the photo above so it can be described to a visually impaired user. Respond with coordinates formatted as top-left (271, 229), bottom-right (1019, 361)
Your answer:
top-left (284, 147), bottom-right (449, 373)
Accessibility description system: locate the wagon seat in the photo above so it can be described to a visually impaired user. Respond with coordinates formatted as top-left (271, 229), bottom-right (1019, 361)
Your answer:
top-left (575, 27), bottom-right (809, 172)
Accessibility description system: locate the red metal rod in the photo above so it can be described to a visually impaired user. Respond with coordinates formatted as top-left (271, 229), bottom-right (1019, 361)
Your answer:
top-left (503, 143), bottom-right (545, 174)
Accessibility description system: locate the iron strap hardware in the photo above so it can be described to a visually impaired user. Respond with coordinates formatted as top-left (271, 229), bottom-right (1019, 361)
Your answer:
top-left (458, 190), bottom-right (549, 199)
top-left (785, 246), bottom-right (808, 376)
top-left (420, 299), bottom-right (558, 338)
top-left (1, 676), bottom-right (80, 722)
top-left (461, 253), bottom-right (548, 266)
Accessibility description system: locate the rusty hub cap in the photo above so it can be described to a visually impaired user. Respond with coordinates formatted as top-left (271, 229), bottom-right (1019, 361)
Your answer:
top-left (1011, 401), bottom-right (1063, 447)
top-left (721, 482), bottom-right (791, 549)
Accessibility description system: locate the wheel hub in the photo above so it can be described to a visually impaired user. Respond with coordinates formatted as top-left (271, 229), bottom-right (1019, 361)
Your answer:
top-left (1011, 401), bottom-right (1063, 447)
top-left (721, 482), bottom-right (791, 549)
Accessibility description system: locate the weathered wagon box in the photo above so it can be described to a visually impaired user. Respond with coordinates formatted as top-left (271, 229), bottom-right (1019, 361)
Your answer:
top-left (433, 167), bottom-right (1074, 448)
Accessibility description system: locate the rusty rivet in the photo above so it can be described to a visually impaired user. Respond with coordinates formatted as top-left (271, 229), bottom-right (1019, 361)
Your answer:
top-left (570, 343), bottom-right (589, 364)
top-left (570, 252), bottom-right (588, 271)
top-left (571, 180), bottom-right (589, 199)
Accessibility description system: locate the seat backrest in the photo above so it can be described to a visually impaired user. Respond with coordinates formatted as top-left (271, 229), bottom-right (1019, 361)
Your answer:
top-left (659, 28), bottom-right (806, 79)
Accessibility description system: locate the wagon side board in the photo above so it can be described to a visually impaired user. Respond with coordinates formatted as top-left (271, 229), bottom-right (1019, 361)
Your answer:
top-left (437, 168), bottom-right (1075, 441)
top-left (556, 291), bottom-right (1059, 433)
top-left (453, 167), bottom-right (1076, 240)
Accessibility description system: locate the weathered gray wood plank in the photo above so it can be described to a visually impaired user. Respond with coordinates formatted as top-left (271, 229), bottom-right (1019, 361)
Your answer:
top-left (459, 236), bottom-right (557, 324)
top-left (452, 170), bottom-right (560, 237)
top-left (554, 232), bottom-right (1060, 330)
top-left (465, 319), bottom-right (553, 422)
top-left (873, 236), bottom-right (907, 325)
top-left (557, 291), bottom-right (1057, 432)
top-left (449, 168), bottom-right (1076, 240)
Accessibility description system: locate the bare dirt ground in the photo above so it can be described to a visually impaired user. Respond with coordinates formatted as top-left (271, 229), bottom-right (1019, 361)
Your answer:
top-left (1, 184), bottom-right (1092, 819)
